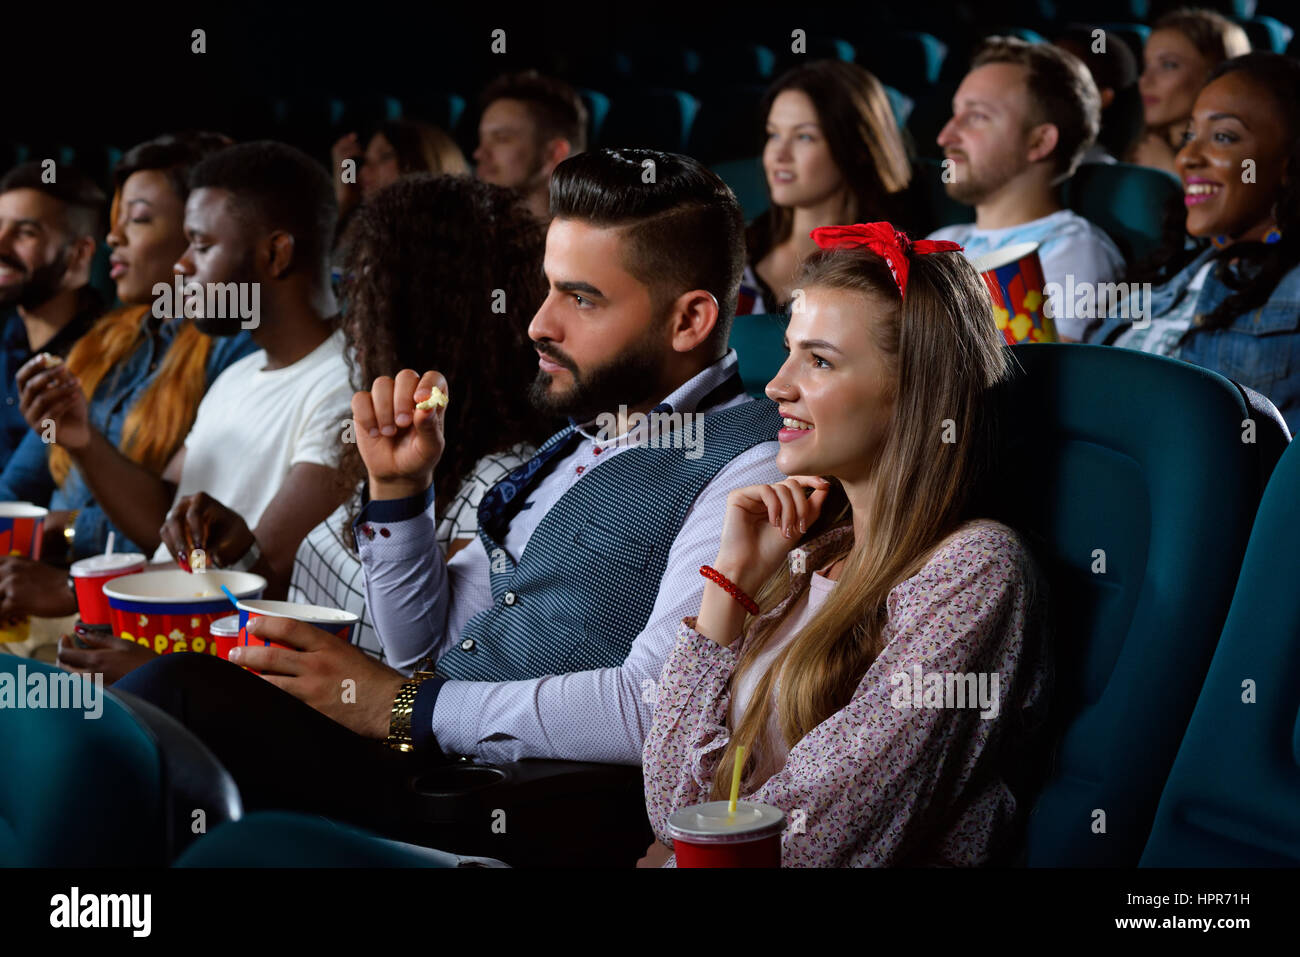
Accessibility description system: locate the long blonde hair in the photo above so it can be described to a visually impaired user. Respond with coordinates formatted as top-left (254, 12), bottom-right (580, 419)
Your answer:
top-left (710, 245), bottom-right (1010, 800)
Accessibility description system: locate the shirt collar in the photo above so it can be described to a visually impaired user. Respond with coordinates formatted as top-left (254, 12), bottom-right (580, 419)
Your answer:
top-left (571, 348), bottom-right (741, 443)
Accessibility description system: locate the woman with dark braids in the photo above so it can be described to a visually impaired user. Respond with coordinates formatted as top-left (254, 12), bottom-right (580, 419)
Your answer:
top-left (290, 174), bottom-right (559, 656)
top-left (1088, 53), bottom-right (1300, 433)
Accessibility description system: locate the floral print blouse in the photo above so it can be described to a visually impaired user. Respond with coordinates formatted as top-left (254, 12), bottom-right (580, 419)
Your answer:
top-left (642, 518), bottom-right (1051, 867)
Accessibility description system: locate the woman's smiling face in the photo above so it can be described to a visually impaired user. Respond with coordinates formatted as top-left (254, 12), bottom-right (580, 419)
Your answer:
top-left (1177, 70), bottom-right (1290, 243)
top-left (765, 285), bottom-right (897, 484)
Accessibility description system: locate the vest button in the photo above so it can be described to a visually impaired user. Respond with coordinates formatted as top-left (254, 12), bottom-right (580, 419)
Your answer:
top-left (503, 592), bottom-right (517, 606)
top-left (461, 638), bottom-right (475, 651)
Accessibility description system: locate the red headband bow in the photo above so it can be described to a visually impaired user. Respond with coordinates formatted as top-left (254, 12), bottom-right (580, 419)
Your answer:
top-left (810, 223), bottom-right (963, 299)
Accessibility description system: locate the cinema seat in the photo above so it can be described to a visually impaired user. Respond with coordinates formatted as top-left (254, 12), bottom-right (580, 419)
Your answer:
top-left (600, 89), bottom-right (700, 153)
top-left (729, 312), bottom-right (788, 397)
top-left (1139, 437), bottom-right (1300, 866)
top-left (986, 344), bottom-right (1288, 866)
top-left (0, 658), bottom-right (241, 866)
top-left (1062, 161), bottom-right (1183, 264)
top-left (174, 811), bottom-right (507, 868)
top-left (711, 157), bottom-right (768, 221)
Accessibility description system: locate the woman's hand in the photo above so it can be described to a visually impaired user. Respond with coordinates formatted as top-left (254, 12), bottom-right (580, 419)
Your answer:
top-left (16, 354), bottom-right (91, 450)
top-left (712, 475), bottom-right (832, 597)
top-left (352, 370), bottom-right (448, 501)
top-left (158, 492), bottom-right (255, 570)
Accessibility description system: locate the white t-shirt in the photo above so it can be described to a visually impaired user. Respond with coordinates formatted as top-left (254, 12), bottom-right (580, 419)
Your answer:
top-left (929, 210), bottom-right (1126, 341)
top-left (152, 328), bottom-right (352, 562)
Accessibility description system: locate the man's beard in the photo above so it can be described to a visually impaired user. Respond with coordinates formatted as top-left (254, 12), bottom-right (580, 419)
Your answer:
top-left (528, 324), bottom-right (667, 423)
top-left (191, 252), bottom-right (258, 337)
top-left (0, 245), bottom-right (70, 310)
top-left (944, 150), bottom-right (1025, 206)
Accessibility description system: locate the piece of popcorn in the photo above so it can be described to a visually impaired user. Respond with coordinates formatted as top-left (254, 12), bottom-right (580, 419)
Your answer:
top-left (415, 386), bottom-right (448, 411)
top-left (39, 352), bottom-right (63, 368)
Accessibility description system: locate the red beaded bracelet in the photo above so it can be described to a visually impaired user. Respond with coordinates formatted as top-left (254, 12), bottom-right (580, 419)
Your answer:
top-left (699, 565), bottom-right (760, 615)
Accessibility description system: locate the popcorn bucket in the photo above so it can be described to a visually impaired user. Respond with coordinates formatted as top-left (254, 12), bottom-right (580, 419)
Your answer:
top-left (102, 570), bottom-right (266, 657)
top-left (970, 242), bottom-right (1057, 344)
top-left (0, 503), bottom-right (47, 642)
top-left (667, 800), bottom-right (785, 868)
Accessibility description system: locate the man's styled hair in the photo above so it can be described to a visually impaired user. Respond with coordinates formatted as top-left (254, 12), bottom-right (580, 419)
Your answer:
top-left (0, 161), bottom-right (106, 239)
top-left (187, 140), bottom-right (337, 274)
top-left (972, 36), bottom-right (1102, 181)
top-left (480, 70), bottom-right (589, 153)
top-left (549, 148), bottom-right (745, 353)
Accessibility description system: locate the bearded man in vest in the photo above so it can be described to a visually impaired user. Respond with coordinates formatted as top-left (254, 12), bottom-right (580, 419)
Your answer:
top-left (114, 149), bottom-right (784, 834)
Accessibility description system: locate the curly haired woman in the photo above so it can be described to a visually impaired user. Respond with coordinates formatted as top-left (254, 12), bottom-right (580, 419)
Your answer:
top-left (290, 173), bottom-right (559, 655)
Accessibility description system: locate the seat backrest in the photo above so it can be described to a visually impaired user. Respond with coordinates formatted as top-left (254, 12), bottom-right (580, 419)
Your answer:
top-left (0, 656), bottom-right (241, 866)
top-left (174, 811), bottom-right (499, 867)
top-left (711, 157), bottom-right (769, 222)
top-left (1062, 162), bottom-right (1183, 264)
top-left (1139, 437), bottom-right (1300, 865)
top-left (728, 313), bottom-right (787, 397)
top-left (985, 344), bottom-right (1284, 865)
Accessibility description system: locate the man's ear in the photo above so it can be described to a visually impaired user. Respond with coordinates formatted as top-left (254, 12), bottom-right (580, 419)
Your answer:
top-left (1026, 123), bottom-right (1060, 165)
top-left (265, 231), bottom-right (296, 279)
top-left (541, 138), bottom-right (573, 176)
top-left (668, 289), bottom-right (720, 354)
top-left (1099, 87), bottom-right (1115, 110)
top-left (64, 236), bottom-right (98, 288)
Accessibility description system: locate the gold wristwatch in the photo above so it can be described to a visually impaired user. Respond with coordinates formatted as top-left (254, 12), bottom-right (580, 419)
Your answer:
top-left (387, 672), bottom-right (438, 753)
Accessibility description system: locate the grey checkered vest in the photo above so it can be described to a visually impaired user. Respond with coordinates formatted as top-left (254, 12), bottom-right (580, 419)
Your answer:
top-left (435, 395), bottom-right (781, 680)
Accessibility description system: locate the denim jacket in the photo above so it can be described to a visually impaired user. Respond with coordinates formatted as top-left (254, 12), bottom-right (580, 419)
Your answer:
top-left (0, 314), bottom-right (257, 558)
top-left (1090, 246), bottom-right (1300, 435)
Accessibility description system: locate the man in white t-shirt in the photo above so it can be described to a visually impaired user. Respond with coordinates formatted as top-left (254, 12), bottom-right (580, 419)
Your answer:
top-left (929, 36), bottom-right (1125, 341)
top-left (51, 144), bottom-right (352, 657)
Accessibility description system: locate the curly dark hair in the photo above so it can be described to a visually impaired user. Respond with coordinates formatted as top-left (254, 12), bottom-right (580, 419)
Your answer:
top-left (336, 173), bottom-right (560, 547)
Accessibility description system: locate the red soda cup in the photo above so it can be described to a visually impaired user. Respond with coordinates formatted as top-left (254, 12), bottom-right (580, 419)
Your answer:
top-left (666, 800), bottom-right (785, 867)
top-left (70, 553), bottom-right (146, 626)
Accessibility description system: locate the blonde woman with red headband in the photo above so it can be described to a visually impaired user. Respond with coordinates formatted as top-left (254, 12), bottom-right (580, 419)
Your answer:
top-left (642, 223), bottom-right (1052, 867)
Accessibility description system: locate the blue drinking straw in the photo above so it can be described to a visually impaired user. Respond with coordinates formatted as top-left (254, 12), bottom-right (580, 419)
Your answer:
top-left (219, 585), bottom-right (240, 611)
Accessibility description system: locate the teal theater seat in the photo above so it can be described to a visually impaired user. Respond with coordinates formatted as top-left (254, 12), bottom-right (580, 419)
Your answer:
top-left (1140, 437), bottom-right (1300, 866)
top-left (984, 344), bottom-right (1286, 865)
top-left (0, 656), bottom-right (241, 866)
top-left (175, 812), bottom-right (507, 868)
top-left (711, 157), bottom-right (769, 222)
top-left (729, 312), bottom-right (787, 398)
top-left (1062, 162), bottom-right (1183, 264)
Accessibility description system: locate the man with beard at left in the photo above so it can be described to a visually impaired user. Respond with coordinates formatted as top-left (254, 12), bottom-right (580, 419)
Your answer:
top-left (0, 162), bottom-right (106, 460)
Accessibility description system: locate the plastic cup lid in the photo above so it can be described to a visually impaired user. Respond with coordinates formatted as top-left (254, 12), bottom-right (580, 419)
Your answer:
top-left (969, 241), bottom-right (1042, 273)
top-left (236, 598), bottom-right (359, 626)
top-left (70, 552), bottom-right (147, 577)
top-left (209, 614), bottom-right (241, 637)
top-left (666, 800), bottom-right (785, 844)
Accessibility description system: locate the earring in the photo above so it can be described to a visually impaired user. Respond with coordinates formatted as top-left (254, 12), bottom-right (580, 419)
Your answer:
top-left (1264, 225), bottom-right (1283, 244)
top-left (1211, 234), bottom-right (1231, 248)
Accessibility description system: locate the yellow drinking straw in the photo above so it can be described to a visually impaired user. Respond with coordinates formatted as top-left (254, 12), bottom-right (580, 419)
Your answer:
top-left (727, 744), bottom-right (747, 820)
